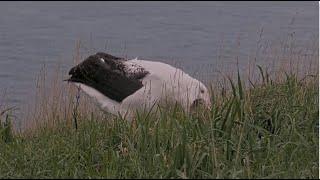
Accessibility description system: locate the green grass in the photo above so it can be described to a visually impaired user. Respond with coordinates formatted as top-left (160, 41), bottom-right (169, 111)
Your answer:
top-left (0, 69), bottom-right (318, 179)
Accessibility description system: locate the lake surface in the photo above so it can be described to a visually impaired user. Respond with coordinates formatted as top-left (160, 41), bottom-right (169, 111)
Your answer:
top-left (0, 2), bottom-right (318, 107)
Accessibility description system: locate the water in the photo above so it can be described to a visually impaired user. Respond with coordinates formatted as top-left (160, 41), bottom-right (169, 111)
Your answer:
top-left (0, 1), bottom-right (318, 106)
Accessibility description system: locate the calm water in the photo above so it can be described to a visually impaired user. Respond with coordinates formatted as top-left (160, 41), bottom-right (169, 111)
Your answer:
top-left (0, 2), bottom-right (318, 107)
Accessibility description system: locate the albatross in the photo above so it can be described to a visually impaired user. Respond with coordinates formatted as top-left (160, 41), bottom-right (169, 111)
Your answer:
top-left (66, 52), bottom-right (211, 120)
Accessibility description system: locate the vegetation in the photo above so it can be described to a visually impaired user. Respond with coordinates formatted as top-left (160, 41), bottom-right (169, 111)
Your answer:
top-left (0, 64), bottom-right (318, 178)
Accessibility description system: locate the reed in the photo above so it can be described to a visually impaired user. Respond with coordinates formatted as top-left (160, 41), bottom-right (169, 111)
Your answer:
top-left (0, 36), bottom-right (318, 178)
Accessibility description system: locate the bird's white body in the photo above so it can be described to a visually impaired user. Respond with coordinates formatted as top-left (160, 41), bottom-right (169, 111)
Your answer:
top-left (74, 58), bottom-right (211, 120)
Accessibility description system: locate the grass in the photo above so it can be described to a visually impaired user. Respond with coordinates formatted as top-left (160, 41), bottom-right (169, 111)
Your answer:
top-left (0, 64), bottom-right (318, 178)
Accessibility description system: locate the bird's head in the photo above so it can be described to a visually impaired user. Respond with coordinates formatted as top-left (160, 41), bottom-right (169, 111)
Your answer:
top-left (190, 82), bottom-right (212, 111)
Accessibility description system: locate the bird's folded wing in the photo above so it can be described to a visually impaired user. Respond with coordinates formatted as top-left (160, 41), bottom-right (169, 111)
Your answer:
top-left (90, 69), bottom-right (148, 103)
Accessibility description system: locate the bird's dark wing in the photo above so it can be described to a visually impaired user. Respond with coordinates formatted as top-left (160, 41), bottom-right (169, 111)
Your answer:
top-left (89, 68), bottom-right (145, 102)
top-left (68, 52), bottom-right (149, 102)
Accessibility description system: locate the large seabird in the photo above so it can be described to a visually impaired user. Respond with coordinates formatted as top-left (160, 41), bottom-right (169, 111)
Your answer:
top-left (66, 52), bottom-right (211, 120)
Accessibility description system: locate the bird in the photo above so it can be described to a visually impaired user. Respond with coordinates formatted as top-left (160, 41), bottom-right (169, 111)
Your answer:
top-left (65, 52), bottom-right (211, 120)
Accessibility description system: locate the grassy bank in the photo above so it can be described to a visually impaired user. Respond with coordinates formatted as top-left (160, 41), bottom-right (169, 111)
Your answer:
top-left (0, 66), bottom-right (318, 178)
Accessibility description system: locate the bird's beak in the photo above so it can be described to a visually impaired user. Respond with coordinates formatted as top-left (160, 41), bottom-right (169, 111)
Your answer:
top-left (63, 75), bottom-right (75, 82)
top-left (64, 65), bottom-right (78, 82)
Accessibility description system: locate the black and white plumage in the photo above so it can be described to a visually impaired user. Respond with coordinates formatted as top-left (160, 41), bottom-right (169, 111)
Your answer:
top-left (66, 52), bottom-right (211, 120)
